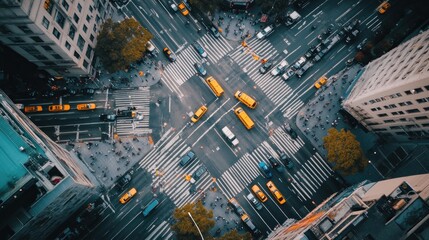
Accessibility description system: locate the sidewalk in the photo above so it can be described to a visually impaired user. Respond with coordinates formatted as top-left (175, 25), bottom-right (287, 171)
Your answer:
top-left (212, 8), bottom-right (269, 41)
top-left (61, 136), bottom-right (153, 189)
top-left (295, 64), bottom-right (379, 184)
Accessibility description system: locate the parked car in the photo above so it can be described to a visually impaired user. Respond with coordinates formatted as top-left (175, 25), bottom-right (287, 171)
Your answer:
top-left (229, 197), bottom-right (244, 216)
top-left (100, 113), bottom-right (116, 122)
top-left (210, 26), bottom-right (220, 38)
top-left (194, 62), bottom-right (207, 76)
top-left (163, 47), bottom-right (176, 62)
top-left (193, 42), bottom-right (207, 58)
top-left (356, 38), bottom-right (368, 50)
top-left (259, 60), bottom-right (273, 74)
top-left (179, 150), bottom-right (196, 167)
top-left (117, 173), bottom-right (132, 189)
top-left (268, 156), bottom-right (281, 170)
top-left (292, 56), bottom-right (306, 70)
top-left (258, 162), bottom-right (272, 178)
top-left (256, 25), bottom-right (274, 39)
top-left (246, 193), bottom-right (263, 210)
top-left (119, 188), bottom-right (137, 204)
top-left (345, 29), bottom-right (360, 43)
top-left (190, 166), bottom-right (207, 183)
top-left (251, 185), bottom-right (268, 202)
top-left (270, 59), bottom-right (289, 76)
top-left (177, 2), bottom-right (189, 16)
top-left (266, 181), bottom-right (286, 204)
top-left (281, 68), bottom-right (295, 81)
top-left (280, 153), bottom-right (294, 169)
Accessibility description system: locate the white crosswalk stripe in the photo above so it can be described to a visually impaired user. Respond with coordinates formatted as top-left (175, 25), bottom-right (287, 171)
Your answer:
top-left (229, 38), bottom-right (304, 119)
top-left (145, 221), bottom-right (174, 240)
top-left (113, 88), bottom-right (151, 136)
top-left (137, 128), bottom-right (213, 207)
top-left (161, 34), bottom-right (233, 97)
top-left (217, 126), bottom-right (334, 202)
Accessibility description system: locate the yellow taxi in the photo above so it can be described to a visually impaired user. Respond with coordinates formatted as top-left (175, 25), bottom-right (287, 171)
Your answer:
top-left (178, 2), bottom-right (189, 16)
top-left (191, 105), bottom-right (208, 123)
top-left (378, 1), bottom-right (391, 14)
top-left (266, 181), bottom-right (286, 205)
top-left (77, 103), bottom-right (96, 111)
top-left (119, 188), bottom-right (137, 204)
top-left (314, 76), bottom-right (328, 89)
top-left (24, 105), bottom-right (43, 113)
top-left (251, 185), bottom-right (268, 203)
top-left (48, 104), bottom-right (70, 112)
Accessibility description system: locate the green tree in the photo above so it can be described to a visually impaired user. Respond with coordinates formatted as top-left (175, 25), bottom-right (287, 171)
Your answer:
top-left (216, 229), bottom-right (252, 240)
top-left (323, 128), bottom-right (367, 175)
top-left (95, 18), bottom-right (152, 73)
top-left (172, 200), bottom-right (215, 239)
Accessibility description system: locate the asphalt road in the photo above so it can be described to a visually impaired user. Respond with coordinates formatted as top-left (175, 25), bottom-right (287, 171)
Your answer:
top-left (21, 0), bottom-right (389, 239)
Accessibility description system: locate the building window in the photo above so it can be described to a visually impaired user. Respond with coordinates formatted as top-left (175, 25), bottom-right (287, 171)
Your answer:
top-left (62, 0), bottom-right (69, 10)
top-left (89, 5), bottom-right (93, 12)
top-left (424, 107), bottom-right (429, 111)
top-left (374, 128), bottom-right (387, 132)
top-left (415, 116), bottom-right (428, 120)
top-left (86, 46), bottom-right (92, 58)
top-left (18, 25), bottom-right (32, 34)
top-left (416, 98), bottom-right (429, 103)
top-left (414, 88), bottom-right (424, 94)
top-left (371, 108), bottom-right (377, 112)
top-left (390, 126), bottom-right (401, 130)
top-left (77, 35), bottom-right (85, 51)
top-left (52, 54), bottom-right (63, 60)
top-left (42, 17), bottom-right (50, 29)
top-left (83, 25), bottom-right (88, 33)
top-left (93, 24), bottom-right (97, 32)
top-left (69, 26), bottom-right (76, 39)
top-left (65, 41), bottom-right (71, 50)
top-left (425, 85), bottom-right (429, 91)
top-left (96, 15), bottom-right (100, 24)
top-left (52, 28), bottom-right (61, 39)
top-left (77, 3), bottom-right (82, 12)
top-left (31, 36), bottom-right (44, 42)
top-left (8, 37), bottom-right (24, 43)
top-left (90, 34), bottom-right (94, 42)
top-left (384, 104), bottom-right (397, 109)
top-left (73, 13), bottom-right (79, 23)
top-left (56, 13), bottom-right (65, 28)
top-left (42, 45), bottom-right (53, 51)
top-left (422, 123), bottom-right (429, 127)
top-left (399, 101), bottom-right (413, 106)
top-left (86, 15), bottom-right (91, 22)
top-left (406, 109), bottom-right (420, 114)
top-left (74, 51), bottom-right (81, 59)
top-left (377, 113), bottom-right (388, 117)
top-left (399, 118), bottom-right (407, 122)
top-left (44, 0), bottom-right (54, 14)
top-left (83, 60), bottom-right (89, 69)
top-left (384, 120), bottom-right (395, 123)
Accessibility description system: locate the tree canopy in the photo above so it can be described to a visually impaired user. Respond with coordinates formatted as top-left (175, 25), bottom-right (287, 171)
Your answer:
top-left (215, 229), bottom-right (252, 240)
top-left (172, 200), bottom-right (215, 239)
top-left (95, 18), bottom-right (152, 73)
top-left (323, 128), bottom-right (367, 175)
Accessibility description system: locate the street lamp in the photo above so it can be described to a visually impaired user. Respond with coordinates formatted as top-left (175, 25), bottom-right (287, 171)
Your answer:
top-left (368, 160), bottom-right (384, 179)
top-left (188, 212), bottom-right (204, 240)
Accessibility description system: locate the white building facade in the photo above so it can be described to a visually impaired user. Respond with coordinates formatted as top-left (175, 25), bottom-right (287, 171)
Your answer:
top-left (0, 0), bottom-right (114, 77)
top-left (343, 30), bottom-right (429, 141)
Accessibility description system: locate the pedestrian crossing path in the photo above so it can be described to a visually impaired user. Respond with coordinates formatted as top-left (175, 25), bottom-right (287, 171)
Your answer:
top-left (229, 38), bottom-right (304, 119)
top-left (138, 128), bottom-right (214, 208)
top-left (288, 152), bottom-right (333, 202)
top-left (216, 126), bottom-right (332, 203)
top-left (161, 33), bottom-right (233, 97)
top-left (143, 220), bottom-right (174, 240)
top-left (113, 88), bottom-right (151, 136)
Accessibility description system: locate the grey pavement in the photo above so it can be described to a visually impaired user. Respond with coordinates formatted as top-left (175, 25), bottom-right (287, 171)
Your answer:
top-left (61, 137), bottom-right (153, 189)
top-left (201, 189), bottom-right (247, 237)
top-left (212, 9), bottom-right (268, 42)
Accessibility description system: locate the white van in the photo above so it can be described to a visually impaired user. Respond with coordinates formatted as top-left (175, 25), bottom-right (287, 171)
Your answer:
top-left (222, 126), bottom-right (239, 147)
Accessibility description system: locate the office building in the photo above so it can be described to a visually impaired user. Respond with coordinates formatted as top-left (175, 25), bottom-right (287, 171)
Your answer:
top-left (0, 90), bottom-right (98, 239)
top-left (0, 0), bottom-right (114, 77)
top-left (268, 174), bottom-right (429, 240)
top-left (343, 30), bottom-right (429, 141)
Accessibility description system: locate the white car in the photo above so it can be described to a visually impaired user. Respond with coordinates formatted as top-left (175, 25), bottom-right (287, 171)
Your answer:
top-left (281, 68), bottom-right (295, 81)
top-left (256, 25), bottom-right (273, 39)
top-left (271, 59), bottom-right (289, 76)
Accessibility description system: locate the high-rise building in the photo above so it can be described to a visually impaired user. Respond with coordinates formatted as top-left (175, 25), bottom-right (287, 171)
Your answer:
top-left (0, 89), bottom-right (98, 239)
top-left (0, 0), bottom-right (114, 77)
top-left (268, 174), bottom-right (429, 240)
top-left (343, 30), bottom-right (429, 141)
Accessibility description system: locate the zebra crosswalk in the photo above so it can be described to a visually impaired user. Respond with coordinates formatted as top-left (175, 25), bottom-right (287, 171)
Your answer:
top-left (138, 128), bottom-right (214, 208)
top-left (216, 126), bottom-right (332, 203)
top-left (229, 38), bottom-right (304, 119)
top-left (144, 220), bottom-right (174, 240)
top-left (112, 88), bottom-right (151, 136)
top-left (161, 33), bottom-right (233, 97)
